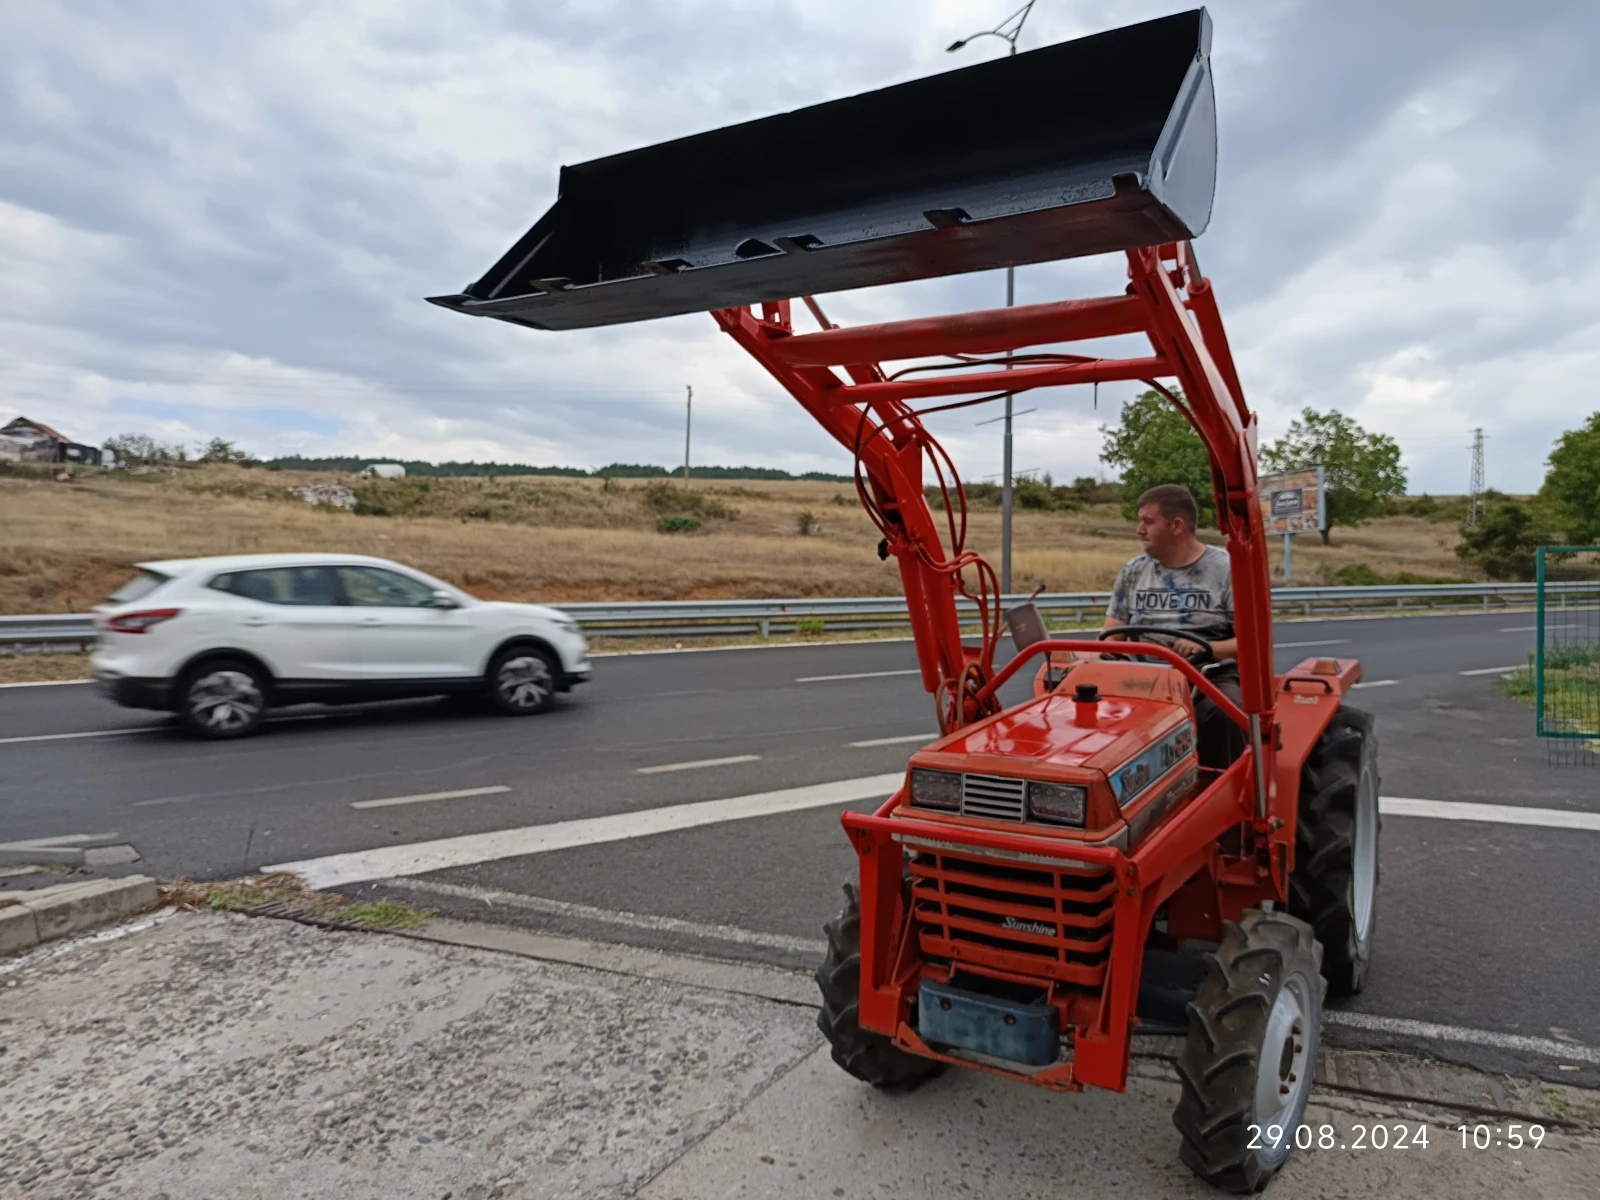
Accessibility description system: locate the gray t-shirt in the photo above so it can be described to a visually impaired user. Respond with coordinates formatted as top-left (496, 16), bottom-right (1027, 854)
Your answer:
top-left (1107, 546), bottom-right (1234, 639)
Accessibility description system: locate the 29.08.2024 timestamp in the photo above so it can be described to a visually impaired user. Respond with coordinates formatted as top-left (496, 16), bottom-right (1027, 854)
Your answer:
top-left (1245, 1123), bottom-right (1547, 1151)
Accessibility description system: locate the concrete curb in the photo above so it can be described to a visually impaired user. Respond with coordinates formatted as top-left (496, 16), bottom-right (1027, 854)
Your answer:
top-left (0, 845), bottom-right (86, 867)
top-left (0, 875), bottom-right (158, 956)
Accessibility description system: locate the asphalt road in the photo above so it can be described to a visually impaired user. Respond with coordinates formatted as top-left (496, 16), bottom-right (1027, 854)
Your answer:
top-left (4, 609), bottom-right (1596, 1085)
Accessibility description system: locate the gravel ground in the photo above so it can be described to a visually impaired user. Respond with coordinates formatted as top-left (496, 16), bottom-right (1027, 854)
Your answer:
top-left (5, 910), bottom-right (1598, 1200)
top-left (0, 911), bottom-right (819, 1199)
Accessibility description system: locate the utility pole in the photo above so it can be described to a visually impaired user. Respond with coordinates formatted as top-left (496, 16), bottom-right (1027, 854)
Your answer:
top-left (949, 0), bottom-right (1039, 596)
top-left (683, 384), bottom-right (693, 481)
top-left (1467, 427), bottom-right (1484, 527)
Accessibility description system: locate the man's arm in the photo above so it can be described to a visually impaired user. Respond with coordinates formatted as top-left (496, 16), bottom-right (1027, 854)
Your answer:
top-left (1176, 635), bottom-right (1236, 662)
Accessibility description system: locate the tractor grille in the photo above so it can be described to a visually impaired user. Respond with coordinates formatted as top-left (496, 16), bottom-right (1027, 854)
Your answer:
top-left (909, 848), bottom-right (1116, 988)
top-left (960, 774), bottom-right (1026, 821)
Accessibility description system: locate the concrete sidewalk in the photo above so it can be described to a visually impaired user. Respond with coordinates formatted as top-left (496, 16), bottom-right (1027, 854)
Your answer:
top-left (2, 911), bottom-right (1597, 1200)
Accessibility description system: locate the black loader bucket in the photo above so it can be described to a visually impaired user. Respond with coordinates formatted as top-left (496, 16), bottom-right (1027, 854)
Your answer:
top-left (430, 9), bottom-right (1216, 332)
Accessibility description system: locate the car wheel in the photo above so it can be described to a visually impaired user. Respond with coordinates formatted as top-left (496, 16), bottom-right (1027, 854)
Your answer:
top-left (178, 659), bottom-right (269, 739)
top-left (487, 646), bottom-right (558, 715)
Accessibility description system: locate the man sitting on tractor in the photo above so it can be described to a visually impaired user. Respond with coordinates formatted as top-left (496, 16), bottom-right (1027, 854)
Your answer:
top-left (1102, 483), bottom-right (1244, 767)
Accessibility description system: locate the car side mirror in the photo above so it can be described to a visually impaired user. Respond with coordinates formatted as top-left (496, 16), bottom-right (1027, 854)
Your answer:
top-left (430, 590), bottom-right (461, 609)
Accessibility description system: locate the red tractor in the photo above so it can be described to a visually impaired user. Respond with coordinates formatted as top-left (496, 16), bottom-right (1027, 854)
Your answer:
top-left (432, 9), bottom-right (1380, 1189)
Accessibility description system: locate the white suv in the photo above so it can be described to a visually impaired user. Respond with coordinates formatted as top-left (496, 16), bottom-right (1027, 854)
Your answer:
top-left (92, 553), bottom-right (591, 738)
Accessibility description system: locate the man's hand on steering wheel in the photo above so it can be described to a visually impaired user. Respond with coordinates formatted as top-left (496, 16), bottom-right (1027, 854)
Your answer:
top-left (1096, 625), bottom-right (1215, 665)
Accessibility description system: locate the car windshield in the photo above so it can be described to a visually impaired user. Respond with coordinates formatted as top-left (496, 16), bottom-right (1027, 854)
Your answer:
top-left (106, 569), bottom-right (170, 605)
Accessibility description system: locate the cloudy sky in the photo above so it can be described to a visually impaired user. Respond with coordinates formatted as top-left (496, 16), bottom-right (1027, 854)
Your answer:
top-left (3, 0), bottom-right (1596, 492)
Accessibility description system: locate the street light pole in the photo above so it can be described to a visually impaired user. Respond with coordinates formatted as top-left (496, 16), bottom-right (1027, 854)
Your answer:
top-left (949, 2), bottom-right (1037, 596)
top-left (683, 384), bottom-right (693, 480)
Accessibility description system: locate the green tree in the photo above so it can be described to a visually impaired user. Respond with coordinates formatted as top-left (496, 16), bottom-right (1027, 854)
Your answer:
top-left (103, 431), bottom-right (181, 464)
top-left (1540, 411), bottom-right (1600, 545)
top-left (1456, 499), bottom-right (1554, 581)
top-left (196, 436), bottom-right (253, 464)
top-left (1260, 408), bottom-right (1406, 544)
top-left (1099, 389), bottom-right (1215, 524)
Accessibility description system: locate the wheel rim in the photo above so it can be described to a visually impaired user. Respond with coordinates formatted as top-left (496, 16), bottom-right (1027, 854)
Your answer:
top-left (188, 670), bottom-right (263, 731)
top-left (1352, 762), bottom-right (1379, 950)
top-left (497, 655), bottom-right (552, 709)
top-left (1253, 974), bottom-right (1313, 1160)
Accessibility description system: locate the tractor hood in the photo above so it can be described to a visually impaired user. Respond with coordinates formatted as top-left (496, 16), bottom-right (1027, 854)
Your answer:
top-left (429, 9), bottom-right (1216, 331)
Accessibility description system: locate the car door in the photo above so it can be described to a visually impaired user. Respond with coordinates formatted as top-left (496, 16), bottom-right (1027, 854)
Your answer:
top-left (334, 565), bottom-right (475, 679)
top-left (207, 566), bottom-right (362, 679)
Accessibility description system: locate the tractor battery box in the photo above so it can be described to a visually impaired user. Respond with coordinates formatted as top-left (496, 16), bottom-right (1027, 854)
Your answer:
top-left (918, 979), bottom-right (1060, 1067)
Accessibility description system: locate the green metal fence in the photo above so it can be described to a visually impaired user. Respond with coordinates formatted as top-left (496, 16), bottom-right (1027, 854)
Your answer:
top-left (1535, 547), bottom-right (1600, 740)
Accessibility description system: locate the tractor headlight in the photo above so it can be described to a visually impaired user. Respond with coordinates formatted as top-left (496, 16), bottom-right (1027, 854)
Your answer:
top-left (1027, 781), bottom-right (1087, 826)
top-left (908, 768), bottom-right (962, 812)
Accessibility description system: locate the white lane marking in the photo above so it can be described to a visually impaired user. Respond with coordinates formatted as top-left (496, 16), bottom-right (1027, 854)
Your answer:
top-left (267, 773), bottom-right (903, 889)
top-left (849, 733), bottom-right (938, 748)
top-left (273, 781), bottom-right (1600, 891)
top-left (1460, 664), bottom-right (1525, 676)
top-left (0, 726), bottom-right (157, 746)
top-left (1276, 639), bottom-right (1351, 648)
top-left (0, 832), bottom-right (119, 849)
top-left (0, 678), bottom-right (93, 689)
top-left (1381, 797), bottom-right (1600, 832)
top-left (387, 878), bottom-right (828, 956)
top-left (1324, 1011), bottom-right (1600, 1066)
top-left (637, 754), bottom-right (761, 775)
top-left (0, 908), bottom-right (179, 978)
top-left (1351, 679), bottom-right (1399, 689)
top-left (795, 669), bottom-right (921, 683)
top-left (1499, 626), bottom-right (1537, 632)
top-left (350, 785), bottom-right (511, 810)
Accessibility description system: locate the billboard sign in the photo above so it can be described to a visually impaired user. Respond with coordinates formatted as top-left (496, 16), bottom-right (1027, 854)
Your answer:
top-left (1260, 467), bottom-right (1325, 534)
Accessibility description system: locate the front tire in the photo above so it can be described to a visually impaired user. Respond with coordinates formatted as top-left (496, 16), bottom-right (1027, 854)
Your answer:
top-left (816, 883), bottom-right (942, 1089)
top-left (486, 646), bottom-right (559, 715)
top-left (178, 659), bottom-right (268, 739)
top-left (1174, 909), bottom-right (1324, 1193)
top-left (1290, 707), bottom-right (1379, 995)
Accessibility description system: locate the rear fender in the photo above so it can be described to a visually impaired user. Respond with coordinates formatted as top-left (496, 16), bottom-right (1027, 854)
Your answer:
top-left (1272, 657), bottom-right (1363, 857)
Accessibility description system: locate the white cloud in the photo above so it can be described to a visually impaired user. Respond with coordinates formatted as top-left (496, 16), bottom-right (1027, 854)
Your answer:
top-left (1, 0), bottom-right (1596, 492)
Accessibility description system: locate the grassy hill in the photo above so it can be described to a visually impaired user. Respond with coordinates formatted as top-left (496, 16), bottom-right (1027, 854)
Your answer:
top-left (2, 462), bottom-right (1477, 614)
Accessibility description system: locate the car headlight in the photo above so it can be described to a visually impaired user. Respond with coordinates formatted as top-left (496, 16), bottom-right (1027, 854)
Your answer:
top-left (1027, 781), bottom-right (1087, 826)
top-left (908, 768), bottom-right (962, 812)
top-left (553, 617), bottom-right (581, 634)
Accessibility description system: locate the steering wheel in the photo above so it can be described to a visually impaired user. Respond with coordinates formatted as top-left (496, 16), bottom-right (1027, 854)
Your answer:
top-left (1096, 625), bottom-right (1215, 665)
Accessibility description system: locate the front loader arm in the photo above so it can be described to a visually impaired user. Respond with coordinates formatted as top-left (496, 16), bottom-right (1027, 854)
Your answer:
top-left (710, 243), bottom-right (1276, 747)
top-left (712, 301), bottom-right (993, 731)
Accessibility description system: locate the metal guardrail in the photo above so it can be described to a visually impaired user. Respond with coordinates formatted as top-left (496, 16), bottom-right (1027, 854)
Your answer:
top-left (5, 582), bottom-right (1599, 651)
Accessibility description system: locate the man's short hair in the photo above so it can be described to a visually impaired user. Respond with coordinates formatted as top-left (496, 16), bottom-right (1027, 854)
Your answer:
top-left (1136, 484), bottom-right (1200, 529)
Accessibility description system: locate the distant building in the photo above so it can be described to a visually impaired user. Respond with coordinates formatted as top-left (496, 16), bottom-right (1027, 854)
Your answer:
top-left (0, 416), bottom-right (102, 466)
top-left (358, 463), bottom-right (406, 479)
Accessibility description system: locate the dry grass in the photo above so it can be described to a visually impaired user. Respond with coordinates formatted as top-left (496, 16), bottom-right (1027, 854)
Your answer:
top-left (1, 464), bottom-right (1481, 614)
top-left (162, 872), bottom-right (436, 930)
top-left (0, 652), bottom-right (91, 683)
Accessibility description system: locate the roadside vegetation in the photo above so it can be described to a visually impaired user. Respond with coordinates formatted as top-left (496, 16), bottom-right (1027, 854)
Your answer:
top-left (163, 873), bottom-right (435, 930)
top-left (1, 460), bottom-right (1492, 614)
top-left (0, 652), bottom-right (91, 684)
top-left (1498, 644), bottom-right (1600, 736)
top-left (0, 461), bottom-right (1506, 613)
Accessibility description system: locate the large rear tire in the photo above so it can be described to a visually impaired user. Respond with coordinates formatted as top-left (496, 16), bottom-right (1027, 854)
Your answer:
top-left (1289, 707), bottom-right (1379, 995)
top-left (815, 883), bottom-right (942, 1089)
top-left (1173, 909), bottom-right (1324, 1193)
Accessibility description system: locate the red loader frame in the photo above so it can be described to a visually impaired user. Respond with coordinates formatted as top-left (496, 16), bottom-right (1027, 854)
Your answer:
top-left (715, 241), bottom-right (1359, 1092)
